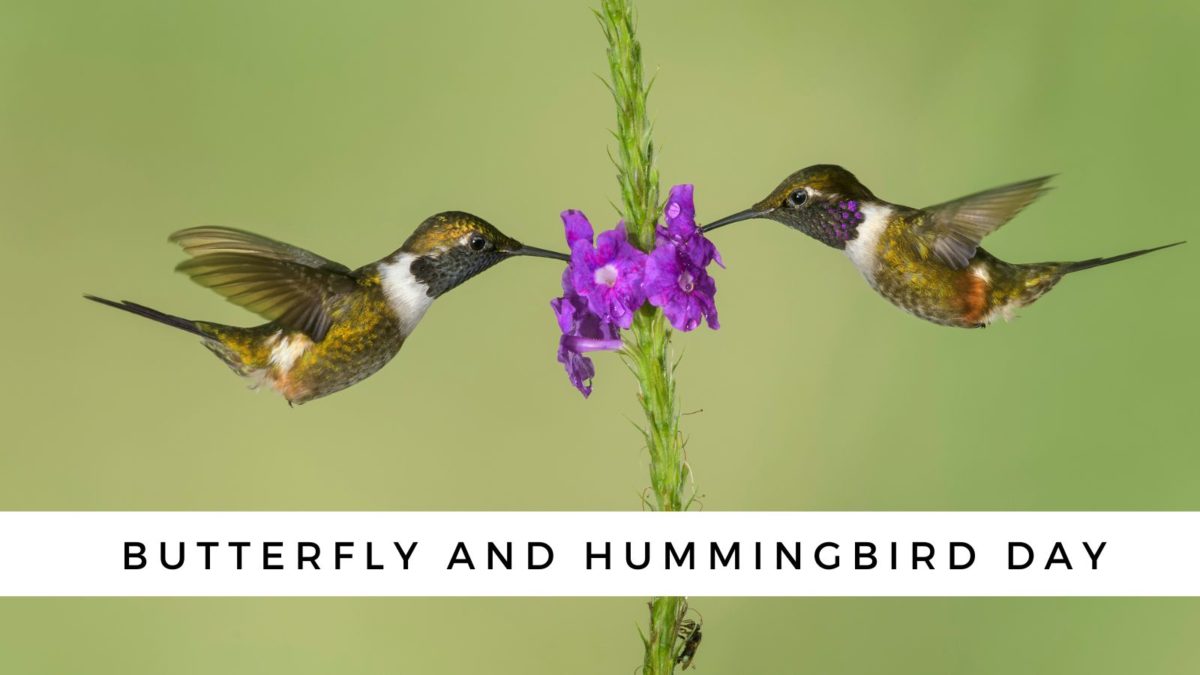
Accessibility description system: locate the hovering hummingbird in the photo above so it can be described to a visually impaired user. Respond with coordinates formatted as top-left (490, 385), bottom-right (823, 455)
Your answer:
top-left (86, 213), bottom-right (568, 404)
top-left (703, 165), bottom-right (1183, 328)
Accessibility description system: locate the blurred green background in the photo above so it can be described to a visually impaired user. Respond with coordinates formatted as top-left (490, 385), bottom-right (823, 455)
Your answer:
top-left (1, 0), bottom-right (1197, 672)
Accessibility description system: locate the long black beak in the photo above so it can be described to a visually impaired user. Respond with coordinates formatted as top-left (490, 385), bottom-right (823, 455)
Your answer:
top-left (510, 245), bottom-right (570, 262)
top-left (701, 208), bottom-right (769, 233)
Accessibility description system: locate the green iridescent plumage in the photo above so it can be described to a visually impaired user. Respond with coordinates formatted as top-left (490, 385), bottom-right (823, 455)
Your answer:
top-left (705, 165), bottom-right (1183, 328)
top-left (86, 213), bottom-right (568, 404)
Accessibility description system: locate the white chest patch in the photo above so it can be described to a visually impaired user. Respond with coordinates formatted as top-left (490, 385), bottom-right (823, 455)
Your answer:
top-left (843, 204), bottom-right (893, 282)
top-left (379, 253), bottom-right (434, 336)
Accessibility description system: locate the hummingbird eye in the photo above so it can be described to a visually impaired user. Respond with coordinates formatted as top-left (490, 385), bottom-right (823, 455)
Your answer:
top-left (468, 234), bottom-right (487, 251)
top-left (788, 189), bottom-right (808, 207)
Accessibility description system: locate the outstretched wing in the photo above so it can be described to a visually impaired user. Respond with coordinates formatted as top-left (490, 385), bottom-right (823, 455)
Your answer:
top-left (170, 227), bottom-right (358, 341)
top-left (911, 176), bottom-right (1053, 268)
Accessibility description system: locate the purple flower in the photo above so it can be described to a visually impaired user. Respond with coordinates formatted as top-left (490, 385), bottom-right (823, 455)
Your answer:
top-left (551, 242), bottom-right (624, 398)
top-left (550, 186), bottom-right (720, 395)
top-left (661, 184), bottom-right (724, 270)
top-left (562, 210), bottom-right (647, 330)
top-left (644, 184), bottom-right (722, 331)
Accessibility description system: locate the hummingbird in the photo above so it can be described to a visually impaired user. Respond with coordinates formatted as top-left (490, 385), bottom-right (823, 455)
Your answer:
top-left (86, 212), bottom-right (568, 404)
top-left (703, 165), bottom-right (1183, 328)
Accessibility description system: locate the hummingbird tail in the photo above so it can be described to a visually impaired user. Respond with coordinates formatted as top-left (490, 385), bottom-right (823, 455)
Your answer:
top-left (84, 295), bottom-right (206, 337)
top-left (1063, 241), bottom-right (1185, 274)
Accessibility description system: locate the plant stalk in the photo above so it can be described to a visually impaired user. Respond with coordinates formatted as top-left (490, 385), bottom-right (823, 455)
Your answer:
top-left (598, 1), bottom-right (688, 672)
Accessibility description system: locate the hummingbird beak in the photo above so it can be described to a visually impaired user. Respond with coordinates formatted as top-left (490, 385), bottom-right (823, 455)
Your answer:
top-left (509, 244), bottom-right (570, 262)
top-left (701, 208), bottom-right (770, 233)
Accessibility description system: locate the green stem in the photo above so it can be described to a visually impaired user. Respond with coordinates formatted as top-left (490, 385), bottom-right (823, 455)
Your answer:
top-left (626, 308), bottom-right (683, 513)
top-left (597, 1), bottom-right (687, 672)
top-left (597, 0), bottom-right (658, 247)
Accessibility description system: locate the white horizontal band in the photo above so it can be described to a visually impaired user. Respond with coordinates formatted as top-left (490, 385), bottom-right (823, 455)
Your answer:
top-left (0, 512), bottom-right (1195, 596)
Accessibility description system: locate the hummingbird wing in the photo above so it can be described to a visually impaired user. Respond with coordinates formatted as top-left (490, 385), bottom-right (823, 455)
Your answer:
top-left (911, 176), bottom-right (1053, 268)
top-left (170, 227), bottom-right (357, 342)
top-left (169, 226), bottom-right (352, 271)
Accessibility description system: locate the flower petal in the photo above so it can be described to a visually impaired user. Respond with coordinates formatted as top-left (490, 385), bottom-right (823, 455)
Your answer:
top-left (561, 209), bottom-right (594, 250)
top-left (594, 226), bottom-right (626, 260)
top-left (557, 337), bottom-right (596, 398)
top-left (665, 184), bottom-right (696, 231)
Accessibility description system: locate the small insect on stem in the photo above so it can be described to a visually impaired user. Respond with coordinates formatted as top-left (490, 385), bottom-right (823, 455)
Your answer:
top-left (675, 620), bottom-right (703, 670)
top-left (674, 600), bottom-right (704, 670)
